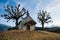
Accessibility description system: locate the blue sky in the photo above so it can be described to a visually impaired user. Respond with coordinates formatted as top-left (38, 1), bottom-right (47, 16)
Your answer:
top-left (0, 0), bottom-right (60, 27)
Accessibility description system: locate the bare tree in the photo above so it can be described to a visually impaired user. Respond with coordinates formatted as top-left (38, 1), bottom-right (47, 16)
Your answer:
top-left (1, 4), bottom-right (27, 29)
top-left (38, 10), bottom-right (52, 30)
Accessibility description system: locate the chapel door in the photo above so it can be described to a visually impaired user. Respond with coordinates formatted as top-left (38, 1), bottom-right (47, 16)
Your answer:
top-left (27, 25), bottom-right (30, 30)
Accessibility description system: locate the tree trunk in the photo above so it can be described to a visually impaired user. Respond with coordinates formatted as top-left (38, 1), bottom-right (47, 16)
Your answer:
top-left (15, 19), bottom-right (18, 30)
top-left (42, 22), bottom-right (44, 30)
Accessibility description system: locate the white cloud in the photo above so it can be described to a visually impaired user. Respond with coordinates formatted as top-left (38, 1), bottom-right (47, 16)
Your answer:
top-left (45, 0), bottom-right (60, 25)
top-left (13, 0), bottom-right (24, 9)
top-left (35, 0), bottom-right (60, 27)
top-left (35, 0), bottom-right (52, 13)
top-left (0, 17), bottom-right (15, 27)
top-left (35, 0), bottom-right (41, 13)
top-left (46, 0), bottom-right (60, 12)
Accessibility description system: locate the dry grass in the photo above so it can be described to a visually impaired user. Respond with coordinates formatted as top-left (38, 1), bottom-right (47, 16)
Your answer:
top-left (0, 30), bottom-right (60, 40)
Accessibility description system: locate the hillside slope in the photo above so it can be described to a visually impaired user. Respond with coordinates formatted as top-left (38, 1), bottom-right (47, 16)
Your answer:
top-left (0, 30), bottom-right (60, 40)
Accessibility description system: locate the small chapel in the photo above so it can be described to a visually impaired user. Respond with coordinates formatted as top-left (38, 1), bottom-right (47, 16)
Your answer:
top-left (18, 11), bottom-right (36, 31)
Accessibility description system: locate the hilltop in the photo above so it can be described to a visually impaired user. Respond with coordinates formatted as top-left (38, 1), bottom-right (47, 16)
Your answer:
top-left (0, 30), bottom-right (60, 40)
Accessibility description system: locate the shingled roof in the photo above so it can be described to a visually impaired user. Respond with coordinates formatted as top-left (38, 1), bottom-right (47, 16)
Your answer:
top-left (20, 15), bottom-right (36, 25)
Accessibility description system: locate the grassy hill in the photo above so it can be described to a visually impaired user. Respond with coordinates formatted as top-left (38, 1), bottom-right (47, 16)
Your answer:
top-left (0, 30), bottom-right (60, 40)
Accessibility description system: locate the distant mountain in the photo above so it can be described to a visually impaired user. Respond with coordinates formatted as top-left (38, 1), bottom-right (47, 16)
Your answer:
top-left (0, 24), bottom-right (11, 32)
top-left (35, 27), bottom-right (42, 30)
top-left (46, 27), bottom-right (60, 33)
top-left (35, 26), bottom-right (60, 33)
